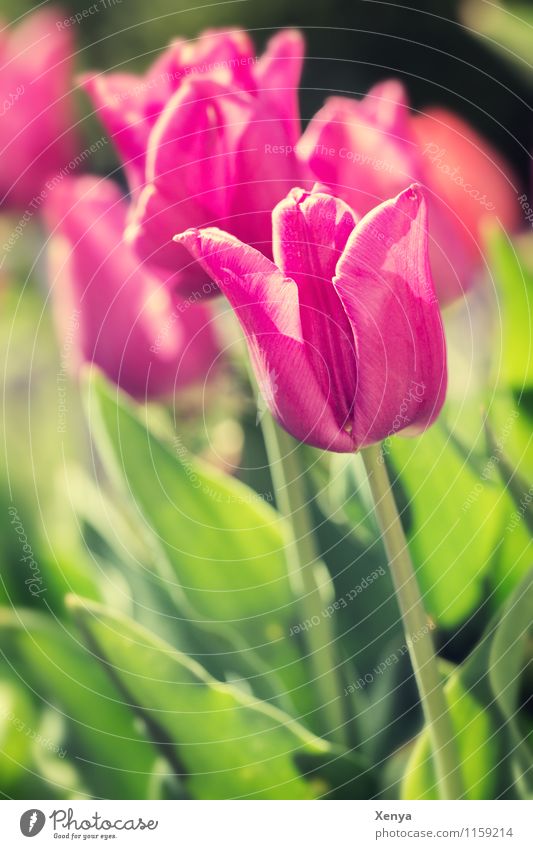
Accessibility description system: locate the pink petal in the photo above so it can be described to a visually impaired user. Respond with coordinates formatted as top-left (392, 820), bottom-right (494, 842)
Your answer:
top-left (146, 78), bottom-right (249, 207)
top-left (255, 29), bottom-right (305, 146)
top-left (0, 9), bottom-right (79, 208)
top-left (176, 227), bottom-right (353, 450)
top-left (272, 188), bottom-right (359, 433)
top-left (128, 78), bottom-right (253, 271)
top-left (359, 79), bottom-right (411, 134)
top-left (412, 107), bottom-right (520, 303)
top-left (297, 84), bottom-right (420, 217)
top-left (80, 42), bottom-right (183, 191)
top-left (124, 183), bottom-right (210, 291)
top-left (80, 73), bottom-right (151, 191)
top-left (334, 184), bottom-right (447, 449)
top-left (44, 177), bottom-right (218, 398)
top-left (228, 97), bottom-right (310, 255)
top-left (179, 29), bottom-right (257, 89)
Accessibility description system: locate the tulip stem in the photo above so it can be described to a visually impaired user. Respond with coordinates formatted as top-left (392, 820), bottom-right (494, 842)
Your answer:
top-left (261, 413), bottom-right (346, 745)
top-left (361, 443), bottom-right (463, 799)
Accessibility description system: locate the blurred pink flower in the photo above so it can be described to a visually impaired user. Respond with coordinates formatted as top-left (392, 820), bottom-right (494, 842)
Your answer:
top-left (0, 8), bottom-right (79, 209)
top-left (44, 176), bottom-right (219, 399)
top-left (177, 184), bottom-right (447, 452)
top-left (298, 80), bottom-right (520, 305)
top-left (82, 29), bottom-right (307, 292)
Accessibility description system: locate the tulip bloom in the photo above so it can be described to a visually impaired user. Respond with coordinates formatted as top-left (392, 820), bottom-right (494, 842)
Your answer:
top-left (177, 184), bottom-right (447, 452)
top-left (298, 80), bottom-right (519, 305)
top-left (81, 29), bottom-right (307, 290)
top-left (44, 176), bottom-right (219, 399)
top-left (0, 8), bottom-right (79, 208)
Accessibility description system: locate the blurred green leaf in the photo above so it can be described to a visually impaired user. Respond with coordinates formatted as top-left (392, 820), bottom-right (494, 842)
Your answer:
top-left (36, 465), bottom-right (109, 608)
top-left (390, 421), bottom-right (505, 627)
top-left (482, 393), bottom-right (533, 608)
top-left (310, 460), bottom-right (413, 756)
top-left (317, 452), bottom-right (379, 546)
top-left (84, 371), bottom-right (312, 717)
top-left (485, 226), bottom-right (533, 389)
top-left (69, 596), bottom-right (332, 800)
top-left (485, 415), bottom-right (533, 535)
top-left (403, 568), bottom-right (533, 799)
top-left (488, 391), bottom-right (533, 483)
top-left (66, 465), bottom-right (197, 652)
top-left (489, 568), bottom-right (533, 796)
top-left (0, 607), bottom-right (158, 799)
top-left (461, 1), bottom-right (533, 80)
top-left (0, 279), bottom-right (90, 612)
top-left (293, 747), bottom-right (376, 798)
top-left (402, 676), bottom-right (498, 799)
top-left (30, 708), bottom-right (86, 798)
top-left (0, 670), bottom-right (37, 790)
top-left (491, 509), bottom-right (533, 613)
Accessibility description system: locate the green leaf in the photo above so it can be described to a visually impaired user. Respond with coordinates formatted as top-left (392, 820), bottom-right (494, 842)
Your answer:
top-left (403, 569), bottom-right (533, 800)
top-left (488, 391), bottom-right (533, 485)
top-left (488, 569), bottom-right (533, 796)
top-left (0, 607), bottom-right (158, 799)
top-left (66, 465), bottom-right (198, 653)
top-left (317, 452), bottom-right (379, 546)
top-left (485, 416), bottom-right (533, 536)
top-left (462, 0), bottom-right (533, 80)
top-left (402, 676), bottom-right (498, 800)
top-left (0, 281), bottom-right (97, 612)
top-left (390, 421), bottom-right (505, 627)
top-left (485, 226), bottom-right (533, 389)
top-left (491, 510), bottom-right (533, 613)
top-left (68, 596), bottom-right (332, 800)
top-left (29, 708), bottom-right (86, 798)
top-left (83, 371), bottom-right (311, 716)
top-left (0, 670), bottom-right (37, 790)
top-left (483, 393), bottom-right (533, 607)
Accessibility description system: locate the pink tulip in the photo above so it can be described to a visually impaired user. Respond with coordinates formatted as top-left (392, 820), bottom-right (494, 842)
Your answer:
top-left (81, 29), bottom-right (307, 291)
top-left (177, 184), bottom-right (447, 452)
top-left (0, 8), bottom-right (79, 208)
top-left (298, 80), bottom-right (519, 305)
top-left (44, 176), bottom-right (219, 399)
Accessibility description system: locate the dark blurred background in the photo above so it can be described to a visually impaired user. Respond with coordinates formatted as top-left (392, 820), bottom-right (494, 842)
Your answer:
top-left (6, 0), bottom-right (533, 186)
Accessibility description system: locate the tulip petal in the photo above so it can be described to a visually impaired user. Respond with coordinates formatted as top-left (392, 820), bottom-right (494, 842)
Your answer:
top-left (128, 78), bottom-right (254, 273)
top-left (0, 9), bottom-right (79, 208)
top-left (124, 183), bottom-right (211, 291)
top-left (80, 72), bottom-right (157, 191)
top-left (272, 188), bottom-right (359, 433)
top-left (177, 227), bottom-right (354, 450)
top-left (297, 83), bottom-right (420, 216)
top-left (80, 43), bottom-right (183, 191)
top-left (229, 97), bottom-right (309, 255)
top-left (179, 28), bottom-right (256, 89)
top-left (413, 107), bottom-right (520, 240)
top-left (300, 80), bottom-right (519, 306)
top-left (359, 80), bottom-right (411, 135)
top-left (146, 78), bottom-right (249, 206)
top-left (334, 185), bottom-right (447, 448)
top-left (412, 107), bottom-right (520, 303)
top-left (255, 29), bottom-right (305, 145)
top-left (44, 177), bottom-right (218, 398)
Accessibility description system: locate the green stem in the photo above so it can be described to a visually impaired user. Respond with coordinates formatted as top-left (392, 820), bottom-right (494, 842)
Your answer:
top-left (361, 443), bottom-right (464, 800)
top-left (261, 413), bottom-right (346, 745)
